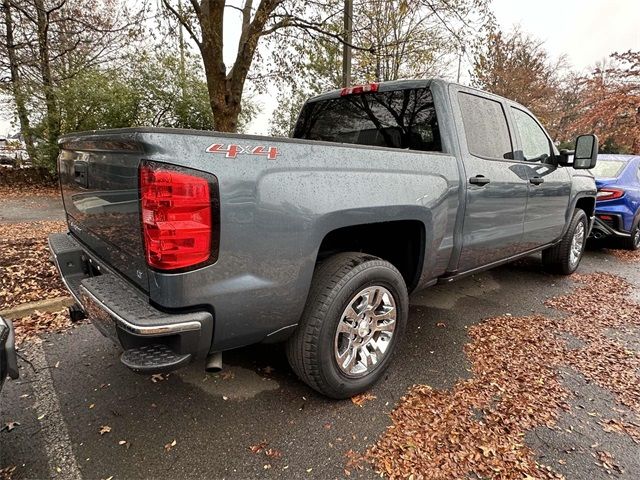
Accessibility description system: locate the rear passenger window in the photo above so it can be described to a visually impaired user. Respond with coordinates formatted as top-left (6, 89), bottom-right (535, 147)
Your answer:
top-left (511, 107), bottom-right (552, 162)
top-left (458, 92), bottom-right (513, 160)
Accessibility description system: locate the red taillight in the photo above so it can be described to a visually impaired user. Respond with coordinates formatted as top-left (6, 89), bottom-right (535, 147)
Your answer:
top-left (140, 163), bottom-right (217, 271)
top-left (596, 188), bottom-right (624, 202)
top-left (340, 83), bottom-right (379, 96)
top-left (598, 214), bottom-right (613, 221)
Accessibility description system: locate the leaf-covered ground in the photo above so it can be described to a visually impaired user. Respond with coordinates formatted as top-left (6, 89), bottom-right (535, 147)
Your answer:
top-left (0, 221), bottom-right (74, 345)
top-left (366, 271), bottom-right (640, 479)
top-left (0, 185), bottom-right (60, 199)
top-left (0, 221), bottom-right (67, 310)
top-left (12, 309), bottom-right (72, 346)
top-left (603, 247), bottom-right (640, 261)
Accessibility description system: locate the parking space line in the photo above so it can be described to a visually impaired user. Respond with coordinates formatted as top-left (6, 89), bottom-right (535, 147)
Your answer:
top-left (30, 341), bottom-right (82, 480)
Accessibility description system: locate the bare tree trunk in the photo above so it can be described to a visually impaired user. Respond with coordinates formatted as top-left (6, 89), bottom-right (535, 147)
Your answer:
top-left (166, 0), bottom-right (362, 132)
top-left (342, 0), bottom-right (352, 87)
top-left (2, 0), bottom-right (38, 162)
top-left (34, 0), bottom-right (61, 165)
top-left (198, 0), bottom-right (281, 132)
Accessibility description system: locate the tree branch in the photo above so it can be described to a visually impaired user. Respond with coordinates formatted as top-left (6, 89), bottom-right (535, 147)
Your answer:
top-left (162, 0), bottom-right (202, 47)
top-left (263, 15), bottom-right (373, 52)
top-left (189, 0), bottom-right (201, 17)
top-left (45, 0), bottom-right (66, 16)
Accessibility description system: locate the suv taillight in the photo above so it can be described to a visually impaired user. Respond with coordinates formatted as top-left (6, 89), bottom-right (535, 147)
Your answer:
top-left (596, 188), bottom-right (625, 202)
top-left (140, 162), bottom-right (219, 271)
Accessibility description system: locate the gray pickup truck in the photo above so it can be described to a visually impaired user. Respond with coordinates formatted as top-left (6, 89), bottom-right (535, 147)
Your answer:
top-left (49, 79), bottom-right (598, 398)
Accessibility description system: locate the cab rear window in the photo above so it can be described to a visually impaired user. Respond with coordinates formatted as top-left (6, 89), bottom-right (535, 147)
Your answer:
top-left (293, 88), bottom-right (442, 153)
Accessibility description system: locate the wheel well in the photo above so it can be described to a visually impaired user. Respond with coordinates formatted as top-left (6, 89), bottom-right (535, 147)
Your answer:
top-left (575, 197), bottom-right (595, 218)
top-left (317, 220), bottom-right (425, 292)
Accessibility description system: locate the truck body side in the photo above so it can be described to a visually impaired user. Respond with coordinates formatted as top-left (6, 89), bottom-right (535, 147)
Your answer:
top-left (49, 79), bottom-right (596, 382)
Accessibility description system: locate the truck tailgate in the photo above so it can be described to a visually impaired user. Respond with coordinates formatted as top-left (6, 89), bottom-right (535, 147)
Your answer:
top-left (58, 135), bottom-right (149, 292)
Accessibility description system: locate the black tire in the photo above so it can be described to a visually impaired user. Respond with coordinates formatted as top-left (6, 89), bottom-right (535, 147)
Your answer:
top-left (542, 209), bottom-right (588, 275)
top-left (622, 219), bottom-right (640, 251)
top-left (286, 252), bottom-right (408, 399)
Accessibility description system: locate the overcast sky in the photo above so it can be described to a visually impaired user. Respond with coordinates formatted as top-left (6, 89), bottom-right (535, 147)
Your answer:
top-left (1, 0), bottom-right (639, 137)
top-left (492, 0), bottom-right (640, 72)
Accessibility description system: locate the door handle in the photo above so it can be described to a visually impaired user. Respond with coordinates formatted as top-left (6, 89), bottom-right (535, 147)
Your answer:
top-left (469, 175), bottom-right (490, 186)
top-left (530, 177), bottom-right (544, 185)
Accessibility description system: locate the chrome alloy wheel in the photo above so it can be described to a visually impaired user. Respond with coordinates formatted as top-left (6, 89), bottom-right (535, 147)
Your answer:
top-left (633, 224), bottom-right (640, 248)
top-left (570, 220), bottom-right (586, 267)
top-left (333, 286), bottom-right (397, 378)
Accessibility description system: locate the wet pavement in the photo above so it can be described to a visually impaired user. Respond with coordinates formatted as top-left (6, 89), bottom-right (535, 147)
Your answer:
top-left (1, 204), bottom-right (640, 479)
top-left (0, 195), bottom-right (64, 223)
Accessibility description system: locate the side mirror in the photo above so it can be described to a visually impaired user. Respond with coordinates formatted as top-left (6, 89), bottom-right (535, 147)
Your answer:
top-left (573, 134), bottom-right (598, 169)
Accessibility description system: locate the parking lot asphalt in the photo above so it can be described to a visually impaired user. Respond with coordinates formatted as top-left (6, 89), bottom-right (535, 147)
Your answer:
top-left (2, 203), bottom-right (640, 479)
top-left (0, 195), bottom-right (64, 223)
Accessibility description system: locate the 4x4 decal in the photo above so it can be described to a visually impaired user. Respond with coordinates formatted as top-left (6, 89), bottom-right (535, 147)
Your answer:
top-left (206, 143), bottom-right (279, 160)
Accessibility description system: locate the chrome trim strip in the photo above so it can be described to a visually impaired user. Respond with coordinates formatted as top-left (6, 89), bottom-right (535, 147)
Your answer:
top-left (50, 233), bottom-right (202, 337)
top-left (79, 285), bottom-right (202, 336)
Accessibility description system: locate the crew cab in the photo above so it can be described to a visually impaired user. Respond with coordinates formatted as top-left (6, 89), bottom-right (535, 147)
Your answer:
top-left (49, 79), bottom-right (598, 398)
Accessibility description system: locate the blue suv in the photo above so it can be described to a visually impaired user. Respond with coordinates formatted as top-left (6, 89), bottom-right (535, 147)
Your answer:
top-left (590, 154), bottom-right (640, 250)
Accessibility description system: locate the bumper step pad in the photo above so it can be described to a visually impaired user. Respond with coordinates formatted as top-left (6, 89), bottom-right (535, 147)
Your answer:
top-left (121, 344), bottom-right (191, 374)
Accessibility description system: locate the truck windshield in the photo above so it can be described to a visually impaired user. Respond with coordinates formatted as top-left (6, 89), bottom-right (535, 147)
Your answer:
top-left (293, 87), bottom-right (442, 152)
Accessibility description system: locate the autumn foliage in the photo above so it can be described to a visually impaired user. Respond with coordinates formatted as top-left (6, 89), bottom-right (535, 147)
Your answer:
top-left (472, 29), bottom-right (564, 132)
top-left (473, 29), bottom-right (640, 154)
top-left (571, 51), bottom-right (640, 154)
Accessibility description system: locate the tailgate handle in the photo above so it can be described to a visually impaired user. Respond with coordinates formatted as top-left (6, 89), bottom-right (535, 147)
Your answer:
top-left (74, 161), bottom-right (88, 188)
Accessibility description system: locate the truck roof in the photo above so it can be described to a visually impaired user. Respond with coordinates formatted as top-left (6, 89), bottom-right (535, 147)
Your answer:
top-left (304, 78), bottom-right (541, 127)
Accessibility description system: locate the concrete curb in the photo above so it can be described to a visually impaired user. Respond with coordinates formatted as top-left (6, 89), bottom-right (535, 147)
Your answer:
top-left (0, 296), bottom-right (74, 319)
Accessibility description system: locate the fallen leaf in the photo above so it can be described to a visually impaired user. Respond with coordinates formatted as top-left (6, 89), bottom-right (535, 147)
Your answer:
top-left (351, 392), bottom-right (376, 407)
top-left (249, 440), bottom-right (268, 454)
top-left (265, 448), bottom-right (282, 459)
top-left (3, 421), bottom-right (20, 432)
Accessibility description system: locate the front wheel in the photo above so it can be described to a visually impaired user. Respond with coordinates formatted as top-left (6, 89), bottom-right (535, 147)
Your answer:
top-left (286, 253), bottom-right (408, 399)
top-left (542, 209), bottom-right (588, 275)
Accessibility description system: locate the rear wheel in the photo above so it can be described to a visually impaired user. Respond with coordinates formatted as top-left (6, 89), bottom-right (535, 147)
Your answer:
top-left (542, 209), bottom-right (588, 275)
top-left (286, 253), bottom-right (408, 399)
top-left (622, 220), bottom-right (640, 251)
